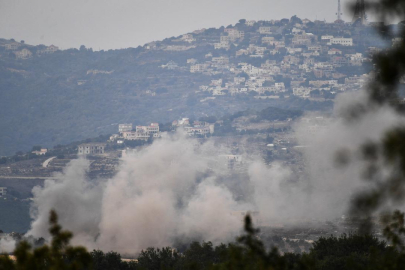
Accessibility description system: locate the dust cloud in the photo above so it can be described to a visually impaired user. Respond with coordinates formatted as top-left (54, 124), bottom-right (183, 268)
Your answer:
top-left (2, 90), bottom-right (405, 254)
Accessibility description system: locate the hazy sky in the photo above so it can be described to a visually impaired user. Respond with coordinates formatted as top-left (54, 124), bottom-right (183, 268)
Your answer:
top-left (0, 0), bottom-right (355, 50)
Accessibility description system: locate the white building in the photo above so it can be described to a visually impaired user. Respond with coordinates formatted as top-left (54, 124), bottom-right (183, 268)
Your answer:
top-left (258, 26), bottom-right (272, 34)
top-left (187, 58), bottom-right (198, 64)
top-left (32, 148), bottom-right (48, 155)
top-left (275, 82), bottom-right (286, 92)
top-left (136, 123), bottom-right (159, 134)
top-left (293, 87), bottom-right (311, 98)
top-left (14, 48), bottom-right (33, 59)
top-left (212, 56), bottom-right (229, 64)
top-left (331, 38), bottom-right (353, 46)
top-left (122, 131), bottom-right (150, 141)
top-left (0, 187), bottom-right (7, 196)
top-left (119, 123), bottom-right (133, 133)
top-left (214, 42), bottom-right (230, 50)
top-left (190, 64), bottom-right (208, 73)
top-left (5, 43), bottom-right (20, 50)
top-left (245, 20), bottom-right (256, 26)
top-left (181, 34), bottom-right (196, 43)
top-left (321, 35), bottom-right (334, 40)
top-left (78, 143), bottom-right (105, 155)
top-left (234, 77), bottom-right (246, 84)
top-left (38, 45), bottom-right (59, 55)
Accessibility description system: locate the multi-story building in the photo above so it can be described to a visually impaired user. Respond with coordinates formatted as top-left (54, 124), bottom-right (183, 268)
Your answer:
top-left (122, 131), bottom-right (150, 141)
top-left (119, 123), bottom-right (133, 133)
top-left (37, 45), bottom-right (59, 55)
top-left (245, 20), bottom-right (256, 26)
top-left (136, 123), bottom-right (159, 134)
top-left (214, 42), bottom-right (230, 50)
top-left (190, 64), bottom-right (208, 73)
top-left (331, 38), bottom-right (353, 46)
top-left (121, 123), bottom-right (160, 141)
top-left (78, 143), bottom-right (105, 155)
top-left (221, 155), bottom-right (243, 170)
top-left (14, 48), bottom-right (32, 59)
top-left (5, 43), bottom-right (20, 50)
top-left (212, 56), bottom-right (229, 64)
top-left (258, 26), bottom-right (272, 34)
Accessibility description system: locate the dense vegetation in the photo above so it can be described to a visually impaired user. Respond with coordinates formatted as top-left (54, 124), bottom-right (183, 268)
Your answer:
top-left (2, 213), bottom-right (405, 270)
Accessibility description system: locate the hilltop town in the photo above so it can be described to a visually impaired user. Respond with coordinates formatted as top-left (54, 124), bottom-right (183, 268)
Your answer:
top-left (1, 17), bottom-right (384, 101)
top-left (0, 16), bottom-right (399, 157)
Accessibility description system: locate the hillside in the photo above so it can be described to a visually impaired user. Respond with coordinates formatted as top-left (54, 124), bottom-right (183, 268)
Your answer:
top-left (0, 17), bottom-right (385, 156)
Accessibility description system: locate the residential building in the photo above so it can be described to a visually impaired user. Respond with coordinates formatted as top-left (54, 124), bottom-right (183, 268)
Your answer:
top-left (37, 45), bottom-right (59, 55)
top-left (122, 131), bottom-right (150, 141)
top-left (190, 64), bottom-right (208, 73)
top-left (262, 36), bottom-right (275, 44)
top-left (78, 143), bottom-right (105, 155)
top-left (14, 48), bottom-right (32, 59)
top-left (245, 20), bottom-right (256, 26)
top-left (136, 123), bottom-right (159, 134)
top-left (119, 124), bottom-right (133, 133)
top-left (212, 56), bottom-right (229, 64)
top-left (331, 37), bottom-right (353, 46)
top-left (32, 148), bottom-right (48, 155)
top-left (258, 27), bottom-right (272, 34)
top-left (5, 43), bottom-right (20, 50)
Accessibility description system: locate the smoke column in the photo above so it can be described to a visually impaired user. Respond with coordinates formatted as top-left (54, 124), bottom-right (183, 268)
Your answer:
top-left (2, 89), bottom-right (405, 254)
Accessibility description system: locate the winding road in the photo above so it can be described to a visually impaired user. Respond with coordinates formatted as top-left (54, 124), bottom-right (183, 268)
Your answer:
top-left (42, 156), bottom-right (56, 168)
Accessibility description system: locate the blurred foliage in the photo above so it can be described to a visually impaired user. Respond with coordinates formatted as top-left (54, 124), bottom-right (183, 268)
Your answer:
top-left (343, 0), bottom-right (405, 243)
top-left (0, 210), bottom-right (92, 270)
top-left (89, 215), bottom-right (404, 270)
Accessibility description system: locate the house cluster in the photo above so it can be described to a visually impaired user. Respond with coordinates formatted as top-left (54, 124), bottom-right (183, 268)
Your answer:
top-left (109, 123), bottom-right (161, 144)
top-left (2, 41), bottom-right (59, 59)
top-left (214, 28), bottom-right (245, 49)
top-left (172, 118), bottom-right (215, 136)
top-left (166, 19), bottom-right (380, 99)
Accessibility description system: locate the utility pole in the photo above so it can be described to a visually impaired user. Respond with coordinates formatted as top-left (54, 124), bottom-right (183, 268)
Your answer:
top-left (336, 0), bottom-right (343, 21)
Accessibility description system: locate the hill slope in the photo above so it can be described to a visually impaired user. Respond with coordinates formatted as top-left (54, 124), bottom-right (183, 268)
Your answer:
top-left (0, 17), bottom-right (380, 155)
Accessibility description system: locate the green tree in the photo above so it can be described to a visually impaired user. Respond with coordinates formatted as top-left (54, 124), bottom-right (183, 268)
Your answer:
top-left (91, 250), bottom-right (136, 270)
top-left (341, 0), bottom-right (405, 242)
top-left (136, 247), bottom-right (179, 270)
top-left (177, 242), bottom-right (227, 270)
top-left (212, 215), bottom-right (313, 270)
top-left (0, 210), bottom-right (92, 270)
top-left (31, 146), bottom-right (42, 151)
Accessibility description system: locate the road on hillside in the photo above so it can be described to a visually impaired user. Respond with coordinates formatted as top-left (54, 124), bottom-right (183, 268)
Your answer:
top-left (42, 156), bottom-right (56, 168)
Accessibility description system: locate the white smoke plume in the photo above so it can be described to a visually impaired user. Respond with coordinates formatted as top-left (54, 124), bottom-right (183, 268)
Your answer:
top-left (2, 90), bottom-right (404, 254)
top-left (0, 237), bottom-right (16, 253)
top-left (24, 132), bottom-right (261, 254)
top-left (292, 90), bottom-right (405, 219)
top-left (27, 159), bottom-right (103, 245)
